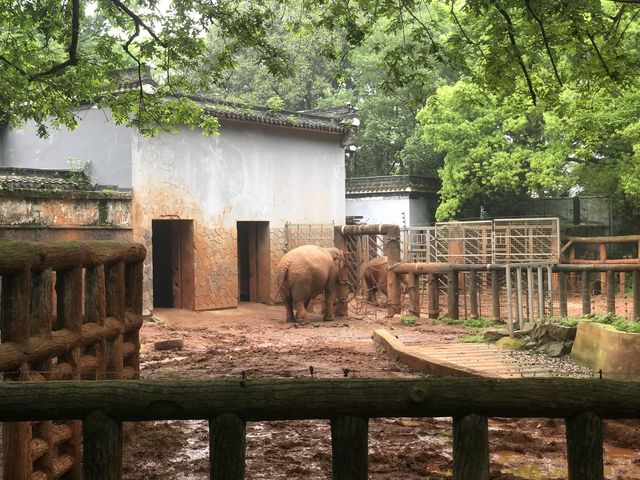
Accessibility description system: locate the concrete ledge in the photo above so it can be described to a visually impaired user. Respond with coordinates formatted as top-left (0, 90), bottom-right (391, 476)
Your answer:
top-left (571, 320), bottom-right (640, 381)
top-left (372, 329), bottom-right (482, 377)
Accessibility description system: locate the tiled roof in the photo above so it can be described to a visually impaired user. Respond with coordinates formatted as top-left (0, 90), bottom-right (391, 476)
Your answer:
top-left (0, 167), bottom-right (95, 191)
top-left (346, 175), bottom-right (440, 195)
top-left (186, 95), bottom-right (357, 134)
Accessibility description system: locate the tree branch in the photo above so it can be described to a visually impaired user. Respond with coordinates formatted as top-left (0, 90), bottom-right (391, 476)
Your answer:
top-left (449, 0), bottom-right (485, 59)
top-left (29, 0), bottom-right (80, 80)
top-left (491, 0), bottom-right (536, 105)
top-left (586, 30), bottom-right (615, 79)
top-left (0, 55), bottom-right (27, 75)
top-left (108, 0), bottom-right (165, 46)
top-left (524, 0), bottom-right (562, 87)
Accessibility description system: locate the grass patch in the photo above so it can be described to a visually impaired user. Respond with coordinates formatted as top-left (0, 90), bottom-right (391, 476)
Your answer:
top-left (437, 317), bottom-right (501, 329)
top-left (401, 315), bottom-right (417, 326)
top-left (495, 336), bottom-right (527, 350)
top-left (461, 332), bottom-right (488, 343)
top-left (582, 313), bottom-right (640, 333)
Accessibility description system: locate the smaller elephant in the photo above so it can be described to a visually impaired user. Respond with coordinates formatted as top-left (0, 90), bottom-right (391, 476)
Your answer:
top-left (363, 256), bottom-right (409, 305)
top-left (276, 245), bottom-right (346, 323)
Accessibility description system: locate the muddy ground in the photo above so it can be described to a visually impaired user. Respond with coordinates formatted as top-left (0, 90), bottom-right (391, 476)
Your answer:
top-left (122, 302), bottom-right (640, 479)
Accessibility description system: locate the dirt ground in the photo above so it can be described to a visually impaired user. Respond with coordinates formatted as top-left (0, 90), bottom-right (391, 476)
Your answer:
top-left (122, 302), bottom-right (640, 480)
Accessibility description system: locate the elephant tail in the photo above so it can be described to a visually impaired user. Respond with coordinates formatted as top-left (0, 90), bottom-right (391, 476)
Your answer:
top-left (274, 263), bottom-right (289, 303)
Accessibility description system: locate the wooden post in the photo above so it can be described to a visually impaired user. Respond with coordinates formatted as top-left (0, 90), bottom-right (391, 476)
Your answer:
top-left (491, 270), bottom-right (500, 321)
top-left (83, 411), bottom-right (122, 480)
top-left (558, 271), bottom-right (568, 318)
top-left (620, 272), bottom-right (626, 295)
top-left (428, 274), bottom-right (439, 319)
top-left (453, 414), bottom-right (489, 480)
top-left (633, 270), bottom-right (640, 321)
top-left (606, 271), bottom-right (615, 314)
top-left (385, 225), bottom-right (402, 317)
top-left (1, 270), bottom-right (32, 480)
top-left (210, 413), bottom-right (246, 480)
top-left (333, 228), bottom-right (349, 318)
top-left (469, 270), bottom-right (478, 319)
top-left (582, 271), bottom-right (591, 316)
top-left (408, 273), bottom-right (420, 318)
top-left (86, 265), bottom-right (107, 380)
top-left (106, 262), bottom-right (125, 379)
top-left (526, 267), bottom-right (534, 321)
top-left (506, 266), bottom-right (513, 336)
top-left (30, 269), bottom-right (53, 336)
top-left (566, 412), bottom-right (603, 480)
top-left (447, 270), bottom-right (459, 320)
top-left (516, 267), bottom-right (523, 329)
top-left (331, 416), bottom-right (368, 480)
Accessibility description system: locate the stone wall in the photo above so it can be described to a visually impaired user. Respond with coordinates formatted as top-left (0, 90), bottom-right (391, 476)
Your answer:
top-left (195, 225), bottom-right (237, 310)
top-left (0, 190), bottom-right (132, 242)
top-left (270, 227), bottom-right (288, 302)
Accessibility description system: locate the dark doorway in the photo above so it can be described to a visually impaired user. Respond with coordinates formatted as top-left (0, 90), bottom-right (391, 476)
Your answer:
top-left (152, 219), bottom-right (195, 309)
top-left (237, 221), bottom-right (270, 302)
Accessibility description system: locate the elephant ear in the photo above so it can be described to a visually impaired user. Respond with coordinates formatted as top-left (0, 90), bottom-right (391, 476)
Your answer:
top-left (333, 249), bottom-right (346, 271)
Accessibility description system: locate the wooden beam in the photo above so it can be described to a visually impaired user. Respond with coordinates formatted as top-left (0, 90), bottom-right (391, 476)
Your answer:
top-left (0, 379), bottom-right (638, 421)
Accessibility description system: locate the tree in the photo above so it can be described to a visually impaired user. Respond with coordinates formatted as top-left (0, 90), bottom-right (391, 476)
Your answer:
top-left (0, 0), bottom-right (286, 136)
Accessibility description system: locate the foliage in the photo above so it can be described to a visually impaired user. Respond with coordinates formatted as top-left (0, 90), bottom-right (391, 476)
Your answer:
top-left (584, 313), bottom-right (640, 333)
top-left (0, 0), bottom-right (284, 136)
top-left (461, 332), bottom-right (487, 343)
top-left (436, 316), bottom-right (499, 329)
top-left (401, 315), bottom-right (417, 326)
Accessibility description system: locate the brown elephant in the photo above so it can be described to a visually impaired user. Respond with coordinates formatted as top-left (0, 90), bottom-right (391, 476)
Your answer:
top-left (363, 256), bottom-right (409, 305)
top-left (276, 245), bottom-right (346, 323)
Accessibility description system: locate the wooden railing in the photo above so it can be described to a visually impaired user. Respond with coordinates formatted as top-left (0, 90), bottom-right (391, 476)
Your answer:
top-left (0, 378), bottom-right (637, 480)
top-left (0, 240), bottom-right (145, 480)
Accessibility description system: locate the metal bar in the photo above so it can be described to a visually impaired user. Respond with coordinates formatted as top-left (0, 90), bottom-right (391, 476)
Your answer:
top-left (516, 267), bottom-right (523, 329)
top-left (547, 266), bottom-right (553, 319)
top-left (527, 266), bottom-right (534, 322)
top-left (537, 266), bottom-right (544, 320)
top-left (506, 266), bottom-right (513, 337)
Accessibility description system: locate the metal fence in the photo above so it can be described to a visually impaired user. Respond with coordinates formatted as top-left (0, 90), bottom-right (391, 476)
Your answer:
top-left (284, 223), bottom-right (334, 251)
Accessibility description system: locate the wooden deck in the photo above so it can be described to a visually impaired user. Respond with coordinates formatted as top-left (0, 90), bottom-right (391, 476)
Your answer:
top-left (373, 329), bottom-right (553, 378)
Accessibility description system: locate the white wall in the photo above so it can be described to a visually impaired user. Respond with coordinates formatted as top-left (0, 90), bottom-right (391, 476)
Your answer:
top-left (132, 121), bottom-right (346, 228)
top-left (1, 107), bottom-right (133, 188)
top-left (346, 195), bottom-right (411, 227)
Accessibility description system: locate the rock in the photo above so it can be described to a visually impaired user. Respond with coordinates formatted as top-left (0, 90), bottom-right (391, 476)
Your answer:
top-left (153, 339), bottom-right (184, 351)
top-left (483, 329), bottom-right (509, 342)
top-left (540, 341), bottom-right (564, 357)
top-left (546, 324), bottom-right (577, 342)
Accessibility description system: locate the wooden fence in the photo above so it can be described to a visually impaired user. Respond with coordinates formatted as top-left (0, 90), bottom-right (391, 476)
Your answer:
top-left (0, 241), bottom-right (145, 480)
top-left (0, 378), bottom-right (637, 479)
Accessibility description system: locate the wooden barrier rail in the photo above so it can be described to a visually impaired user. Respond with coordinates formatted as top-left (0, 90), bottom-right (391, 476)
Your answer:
top-left (387, 261), bottom-right (640, 322)
top-left (0, 378), bottom-right (637, 480)
top-left (0, 240), bottom-right (145, 480)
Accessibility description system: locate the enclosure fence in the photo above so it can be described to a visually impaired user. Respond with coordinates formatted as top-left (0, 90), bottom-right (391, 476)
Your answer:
top-left (0, 241), bottom-right (145, 480)
top-left (284, 223), bottom-right (334, 251)
top-left (0, 378), bottom-right (636, 480)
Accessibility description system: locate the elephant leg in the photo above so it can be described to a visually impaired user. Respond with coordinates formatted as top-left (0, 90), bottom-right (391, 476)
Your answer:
top-left (305, 298), bottom-right (314, 313)
top-left (285, 296), bottom-right (296, 323)
top-left (323, 289), bottom-right (336, 321)
top-left (294, 298), bottom-right (308, 323)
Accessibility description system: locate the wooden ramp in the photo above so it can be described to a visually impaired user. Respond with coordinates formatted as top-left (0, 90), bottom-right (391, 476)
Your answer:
top-left (373, 329), bottom-right (553, 378)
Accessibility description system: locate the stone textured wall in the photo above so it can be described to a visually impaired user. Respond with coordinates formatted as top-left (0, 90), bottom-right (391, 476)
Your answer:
top-left (195, 225), bottom-right (237, 310)
top-left (0, 191), bottom-right (132, 242)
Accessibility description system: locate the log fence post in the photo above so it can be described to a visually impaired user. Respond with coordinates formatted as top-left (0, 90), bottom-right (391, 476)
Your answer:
top-left (633, 270), bottom-right (640, 321)
top-left (428, 273), bottom-right (439, 319)
top-left (469, 270), bottom-right (478, 319)
top-left (447, 270), bottom-right (459, 320)
top-left (566, 412), bottom-right (603, 480)
top-left (385, 225), bottom-right (402, 317)
top-left (582, 271), bottom-right (591, 316)
top-left (331, 416), bottom-right (368, 480)
top-left (491, 270), bottom-right (500, 321)
top-left (558, 271), bottom-right (568, 318)
top-left (83, 411), bottom-right (122, 480)
top-left (606, 271), bottom-right (616, 314)
top-left (210, 413), bottom-right (246, 480)
top-left (333, 228), bottom-right (349, 318)
top-left (408, 273), bottom-right (420, 317)
top-left (453, 414), bottom-right (489, 480)
top-left (105, 261), bottom-right (125, 379)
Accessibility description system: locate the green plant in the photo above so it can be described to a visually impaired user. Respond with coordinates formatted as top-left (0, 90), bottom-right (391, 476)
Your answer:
top-left (401, 315), bottom-right (416, 326)
top-left (462, 317), bottom-right (500, 329)
top-left (265, 96), bottom-right (284, 116)
top-left (461, 333), bottom-right (488, 343)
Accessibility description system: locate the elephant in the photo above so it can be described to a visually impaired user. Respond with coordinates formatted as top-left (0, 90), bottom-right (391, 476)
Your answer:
top-left (276, 245), bottom-right (346, 323)
top-left (363, 256), bottom-right (409, 305)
